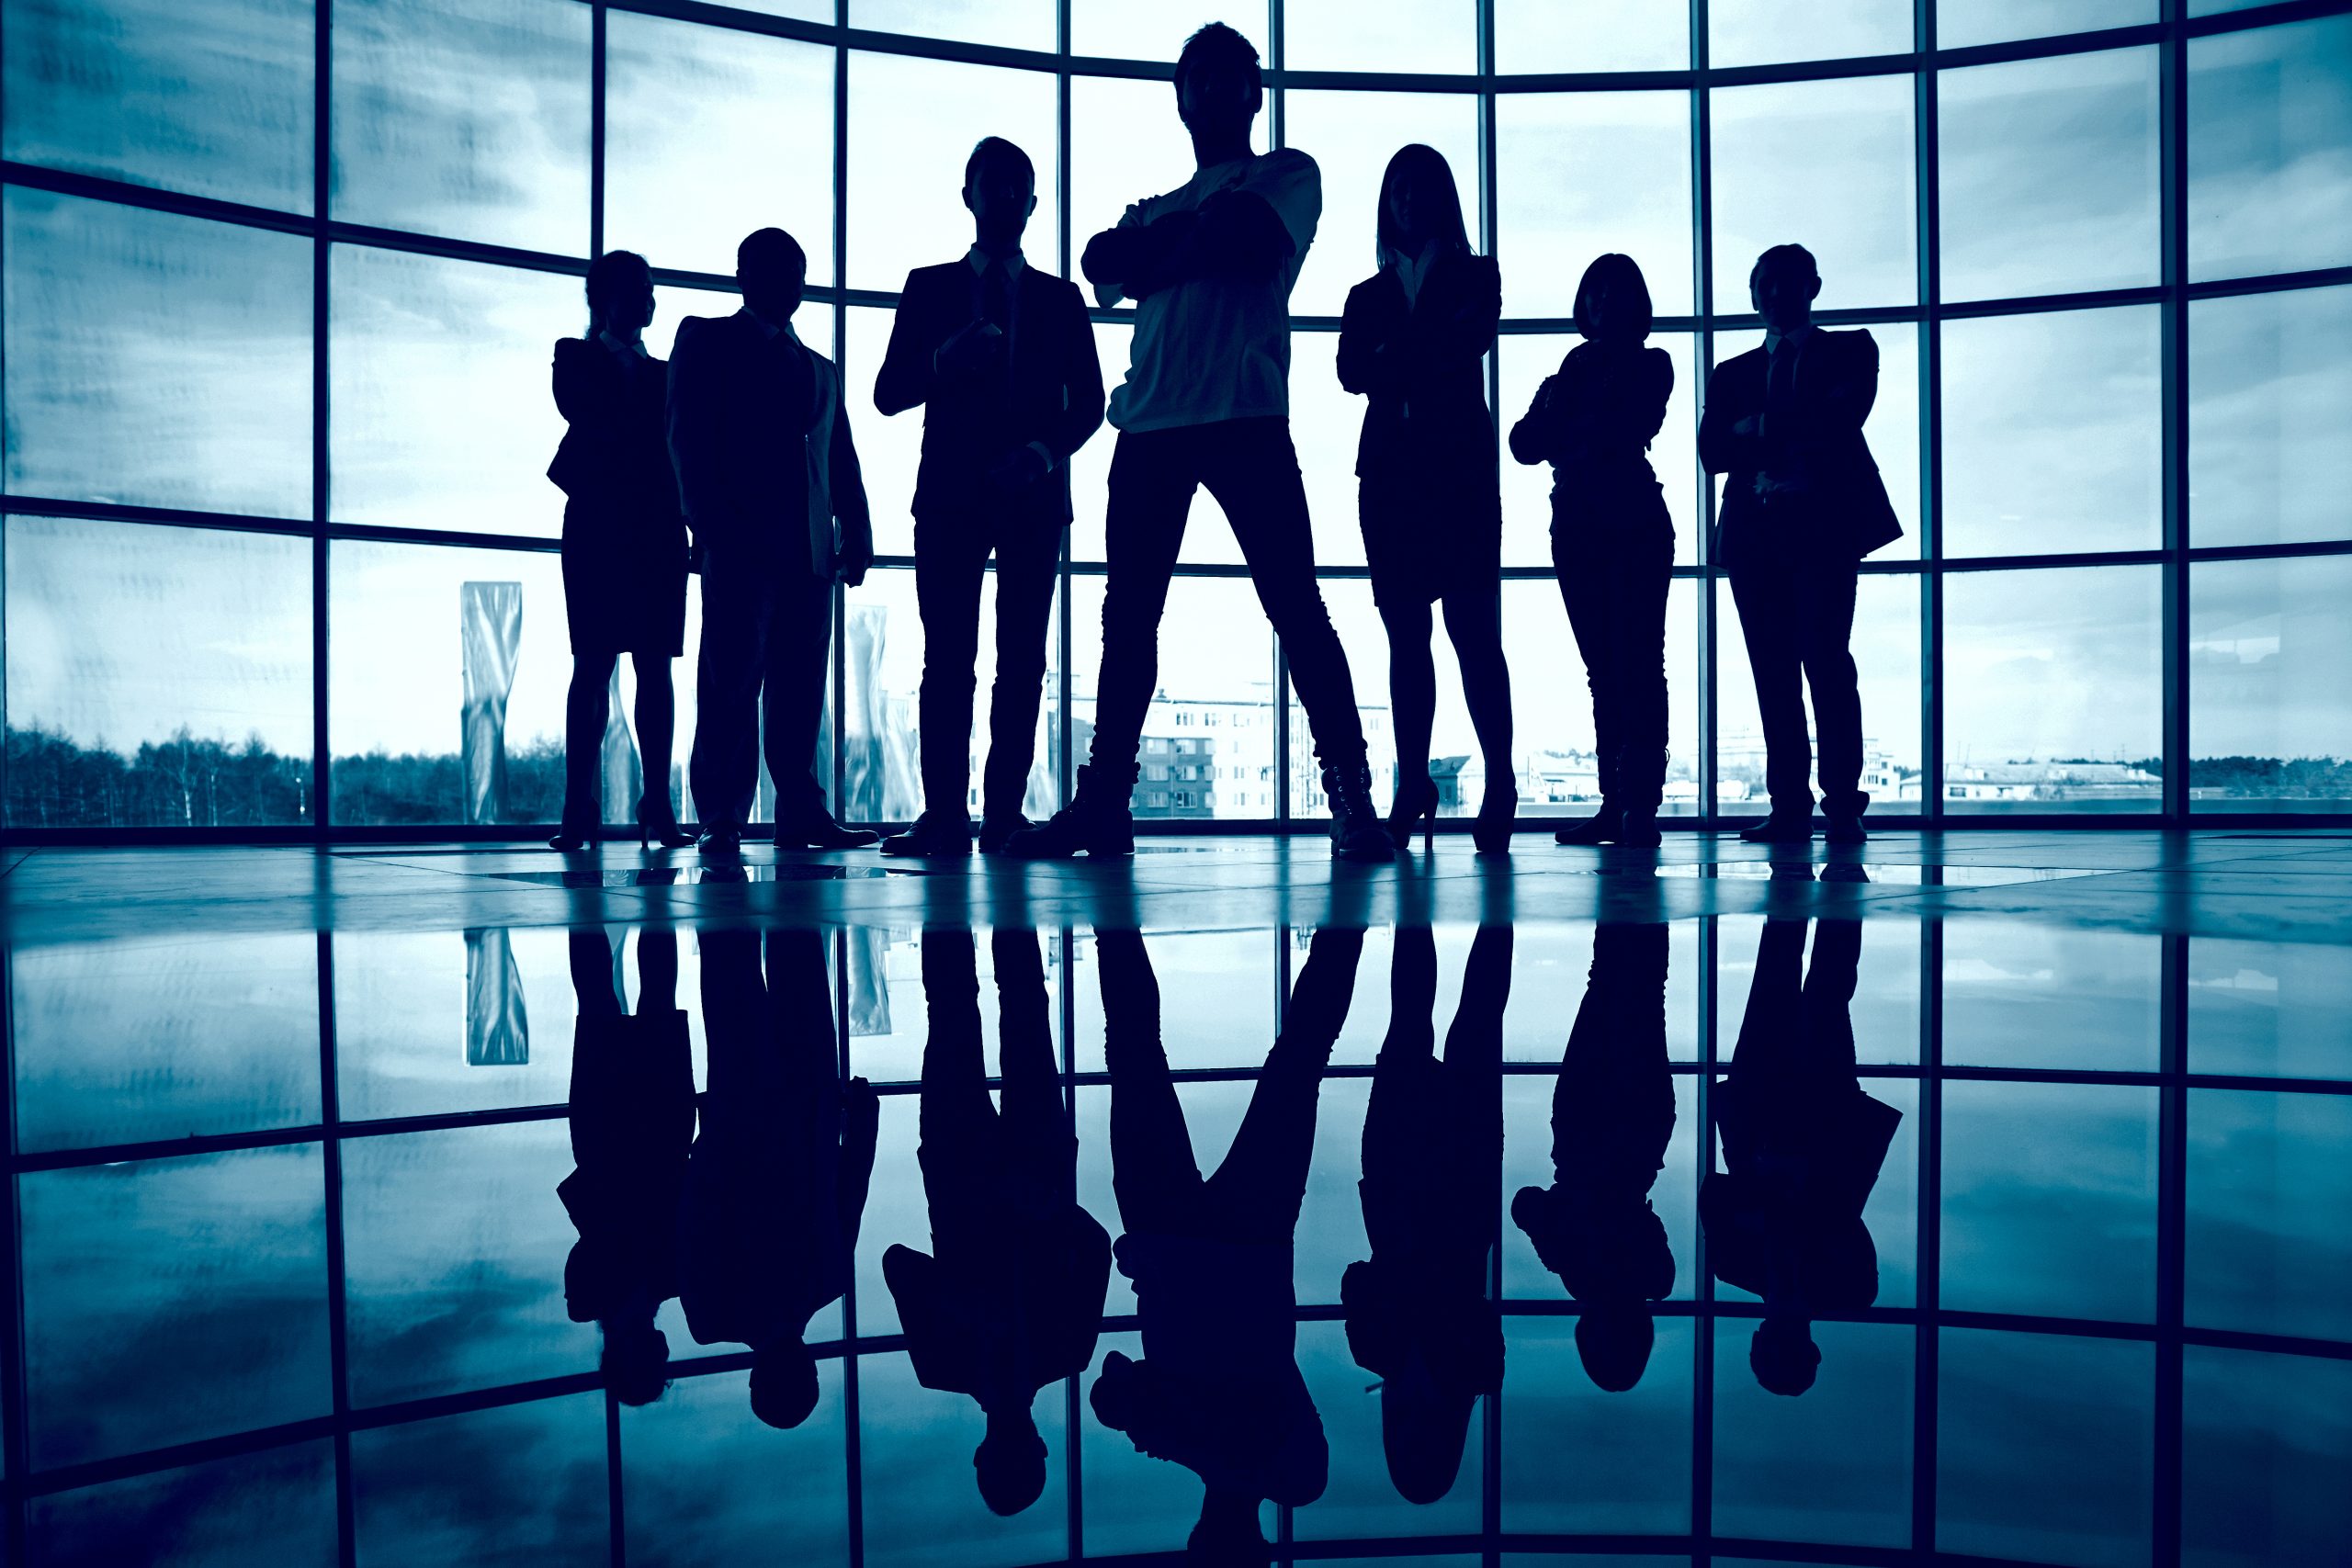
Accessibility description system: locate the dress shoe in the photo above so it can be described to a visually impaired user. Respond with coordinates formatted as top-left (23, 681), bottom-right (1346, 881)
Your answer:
top-left (1003, 765), bottom-right (1136, 859)
top-left (978, 812), bottom-right (1034, 853)
top-left (1611, 807), bottom-right (1663, 848)
top-left (1554, 803), bottom-right (1622, 846)
top-left (879, 813), bottom-right (974, 858)
top-left (1738, 814), bottom-right (1815, 844)
top-left (776, 814), bottom-right (882, 851)
top-left (1824, 816), bottom-right (1868, 845)
top-left (696, 824), bottom-right (743, 858)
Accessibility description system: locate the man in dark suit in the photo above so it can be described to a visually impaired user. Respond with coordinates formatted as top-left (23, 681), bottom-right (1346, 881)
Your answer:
top-left (668, 226), bottom-right (879, 857)
top-left (873, 138), bottom-right (1105, 857)
top-left (1699, 243), bottom-right (1903, 845)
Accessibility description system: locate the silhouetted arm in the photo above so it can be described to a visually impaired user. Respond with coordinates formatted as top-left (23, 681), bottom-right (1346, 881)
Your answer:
top-left (1508, 370), bottom-right (1566, 467)
top-left (1189, 188), bottom-right (1295, 278)
top-left (1405, 254), bottom-right (1500, 369)
top-left (1045, 284), bottom-right (1107, 466)
top-left (552, 338), bottom-right (600, 425)
top-left (872, 274), bottom-right (938, 416)
top-left (1589, 345), bottom-right (1672, 451)
top-left (1767, 330), bottom-right (1878, 446)
top-left (664, 321), bottom-right (726, 524)
top-left (830, 393), bottom-right (874, 584)
top-left (1698, 358), bottom-right (1763, 475)
top-left (1335, 279), bottom-right (1404, 398)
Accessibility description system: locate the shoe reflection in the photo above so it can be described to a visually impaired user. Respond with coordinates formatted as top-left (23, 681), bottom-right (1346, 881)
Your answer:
top-left (1341, 925), bottom-right (1510, 1505)
top-left (883, 929), bottom-right (1114, 1517)
top-left (680, 929), bottom-right (876, 1427)
top-left (1090, 925), bottom-right (1363, 1565)
top-left (1511, 922), bottom-right (1677, 1392)
top-left (1702, 918), bottom-right (1901, 1395)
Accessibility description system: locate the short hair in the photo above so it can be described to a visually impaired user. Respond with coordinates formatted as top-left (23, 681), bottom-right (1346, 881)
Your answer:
top-left (1573, 252), bottom-right (1655, 343)
top-left (1752, 242), bottom-right (1820, 283)
top-left (965, 135), bottom-right (1035, 193)
top-left (584, 249), bottom-right (650, 310)
top-left (1173, 22), bottom-right (1261, 97)
top-left (737, 226), bottom-right (807, 278)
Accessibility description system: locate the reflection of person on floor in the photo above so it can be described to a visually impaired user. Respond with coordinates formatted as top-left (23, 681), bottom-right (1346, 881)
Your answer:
top-left (884, 930), bottom-right (1112, 1516)
top-left (1702, 918), bottom-right (1900, 1396)
top-left (1342, 925), bottom-right (1509, 1505)
top-left (1511, 923), bottom-right (1676, 1392)
top-left (681, 928), bottom-right (876, 1427)
top-left (560, 928), bottom-right (695, 1405)
top-left (1089, 924), bottom-right (1363, 1565)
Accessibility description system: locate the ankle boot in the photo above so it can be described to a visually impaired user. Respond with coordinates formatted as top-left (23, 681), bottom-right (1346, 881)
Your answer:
top-left (1610, 805), bottom-right (1662, 848)
top-left (1554, 801), bottom-right (1622, 846)
top-left (1002, 763), bottom-right (1136, 859)
top-left (1323, 762), bottom-right (1394, 863)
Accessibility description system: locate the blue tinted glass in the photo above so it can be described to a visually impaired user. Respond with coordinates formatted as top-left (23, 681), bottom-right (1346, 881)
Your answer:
top-left (1284, 0), bottom-right (1476, 73)
top-left (1295, 1318), bottom-right (1483, 1538)
top-left (847, 52), bottom-right (1060, 291)
top-left (1710, 0), bottom-right (1911, 68)
top-left (1712, 1320), bottom-right (1912, 1545)
top-left (2181, 1346), bottom-right (2352, 1568)
top-left (2189, 555), bottom-right (2352, 812)
top-left (1499, 1317), bottom-right (1693, 1532)
top-left (855, 0), bottom-right (1056, 51)
top-left (2, 0), bottom-right (314, 211)
top-left (4, 516), bottom-right (314, 830)
top-left (1497, 0), bottom-right (1690, 71)
top-left (332, 928), bottom-right (588, 1117)
top-left (2, 188), bottom-right (311, 517)
top-left (1939, 48), bottom-right (2161, 302)
top-left (2189, 285), bottom-right (2352, 548)
top-left (1498, 90), bottom-right (1694, 320)
top-left (1501, 577), bottom-right (1703, 815)
top-left (1709, 75), bottom-right (1917, 311)
top-left (330, 0), bottom-right (590, 254)
top-left (1941, 923), bottom-right (2161, 1071)
top-left (19, 1145), bottom-right (329, 1467)
top-left (1938, 0), bottom-right (2152, 46)
top-left (619, 1365), bottom-right (850, 1566)
top-left (2185, 1088), bottom-right (2352, 1341)
top-left (2187, 937), bottom-right (2352, 1080)
top-left (2188, 15), bottom-right (2352, 283)
top-left (1284, 89), bottom-right (1484, 319)
top-left (857, 1351), bottom-right (1069, 1567)
top-left (26, 1441), bottom-right (337, 1568)
top-left (1070, 1), bottom-right (1263, 62)
top-left (350, 1393), bottom-right (608, 1562)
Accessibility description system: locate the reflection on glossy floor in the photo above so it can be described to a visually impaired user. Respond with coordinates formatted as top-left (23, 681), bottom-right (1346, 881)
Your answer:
top-left (3, 834), bottom-right (2348, 1566)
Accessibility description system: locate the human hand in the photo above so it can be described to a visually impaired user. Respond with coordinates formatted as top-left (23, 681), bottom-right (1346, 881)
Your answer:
top-left (934, 319), bottom-right (1004, 378)
top-left (987, 445), bottom-right (1049, 492)
top-left (1732, 415), bottom-right (1761, 438)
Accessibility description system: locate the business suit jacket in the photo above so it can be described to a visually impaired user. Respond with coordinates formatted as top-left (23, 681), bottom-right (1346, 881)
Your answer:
top-left (873, 258), bottom-right (1105, 527)
top-left (883, 1209), bottom-right (1113, 1409)
top-left (548, 337), bottom-right (681, 519)
top-left (666, 310), bottom-right (873, 580)
top-left (1336, 250), bottom-right (1502, 604)
top-left (1698, 327), bottom-right (1902, 572)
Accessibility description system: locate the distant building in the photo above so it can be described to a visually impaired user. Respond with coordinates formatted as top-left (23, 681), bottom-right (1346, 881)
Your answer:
top-left (1942, 760), bottom-right (2161, 803)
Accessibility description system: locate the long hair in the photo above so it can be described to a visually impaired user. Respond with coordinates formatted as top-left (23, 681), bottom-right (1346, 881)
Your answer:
top-left (1573, 252), bottom-right (1654, 343)
top-left (1375, 143), bottom-right (1472, 275)
top-left (584, 248), bottom-right (650, 332)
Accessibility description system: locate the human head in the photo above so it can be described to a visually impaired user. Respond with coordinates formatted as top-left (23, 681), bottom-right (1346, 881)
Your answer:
top-left (1173, 23), bottom-right (1263, 144)
top-left (601, 1320), bottom-right (671, 1408)
top-left (1574, 252), bottom-right (1654, 344)
top-left (1748, 243), bottom-right (1821, 333)
top-left (1377, 143), bottom-right (1471, 270)
top-left (1575, 1302), bottom-right (1657, 1393)
top-left (963, 136), bottom-right (1037, 251)
top-left (736, 227), bottom-right (807, 326)
top-left (585, 249), bottom-right (655, 336)
top-left (748, 1337), bottom-right (820, 1428)
top-left (1750, 1316), bottom-right (1823, 1396)
top-left (974, 1407), bottom-right (1048, 1517)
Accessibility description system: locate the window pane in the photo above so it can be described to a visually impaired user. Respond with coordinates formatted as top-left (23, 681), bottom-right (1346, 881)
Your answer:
top-left (842, 567), bottom-right (925, 823)
top-left (1288, 580), bottom-right (1430, 818)
top-left (1942, 923), bottom-right (2161, 1072)
top-left (2, 0), bottom-right (313, 211)
top-left (1712, 1321), bottom-right (1912, 1546)
top-left (1718, 570), bottom-right (1924, 812)
top-left (1709, 75), bottom-right (1917, 312)
top-left (854, 0), bottom-right (1055, 51)
top-left (1938, 0), bottom-right (2151, 48)
top-left (5, 516), bottom-right (313, 829)
top-left (1710, 0), bottom-right (1911, 68)
top-left (21, 1146), bottom-right (329, 1467)
top-left (2186, 1089), bottom-right (2352, 1342)
top-left (11, 934), bottom-right (321, 1151)
top-left (1283, 88), bottom-right (1484, 318)
top-left (1070, 1), bottom-right (1265, 62)
top-left (1941, 306), bottom-right (2159, 558)
top-left (1072, 75), bottom-right (1240, 312)
top-left (2187, 936), bottom-right (2352, 1081)
top-left (328, 539), bottom-right (571, 826)
top-left (3, 188), bottom-right (311, 517)
top-left (2189, 285), bottom-right (2352, 548)
top-left (1498, 333), bottom-right (1699, 568)
top-left (1496, 0), bottom-right (1689, 72)
top-left (1937, 1330), bottom-right (2153, 1567)
top-left (1288, 330), bottom-right (1373, 569)
top-left (1713, 324), bottom-right (1919, 559)
top-left (2182, 1348), bottom-right (2352, 1568)
top-left (847, 53), bottom-right (1059, 291)
top-left (1283, 0), bottom-right (1476, 73)
top-left (1504, 576), bottom-right (1702, 817)
top-left (2188, 15), bottom-right (2352, 282)
top-left (605, 12), bottom-right (833, 283)
top-left (1498, 89), bottom-right (1694, 320)
top-left (858, 1350), bottom-right (1070, 1566)
top-left (1297, 1317), bottom-right (1481, 1540)
top-left (332, 928), bottom-right (593, 1119)
top-left (1939, 48), bottom-right (2161, 302)
top-left (330, 0), bottom-right (590, 255)
top-left (1942, 566), bottom-right (2163, 812)
top-left (1501, 1319), bottom-right (1693, 1530)
top-left (351, 1393), bottom-right (607, 1562)
top-left (28, 1442), bottom-right (336, 1568)
top-left (329, 244), bottom-right (577, 536)
top-left (620, 1365), bottom-right (849, 1568)
top-left (2189, 555), bottom-right (2352, 812)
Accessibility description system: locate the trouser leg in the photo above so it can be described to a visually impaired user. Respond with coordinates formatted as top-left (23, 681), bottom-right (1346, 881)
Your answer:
top-left (1730, 564), bottom-right (1815, 818)
top-left (983, 516), bottom-right (1061, 819)
top-left (913, 519), bottom-right (989, 823)
top-left (1088, 432), bottom-right (1194, 784)
top-left (688, 558), bottom-right (776, 831)
top-left (762, 561), bottom-right (836, 825)
top-left (1799, 565), bottom-right (1865, 818)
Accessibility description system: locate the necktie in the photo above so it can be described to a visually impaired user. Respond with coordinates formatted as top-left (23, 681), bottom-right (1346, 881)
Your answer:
top-left (1767, 337), bottom-right (1796, 412)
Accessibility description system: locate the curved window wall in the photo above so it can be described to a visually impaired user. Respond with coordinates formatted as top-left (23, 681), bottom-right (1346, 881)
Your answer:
top-left (4, 0), bottom-right (2348, 831)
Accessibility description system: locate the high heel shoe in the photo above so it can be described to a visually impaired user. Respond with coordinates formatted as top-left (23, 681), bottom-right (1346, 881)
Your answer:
top-left (548, 795), bottom-right (598, 852)
top-left (547, 826), bottom-right (593, 852)
top-left (1473, 783), bottom-right (1517, 855)
top-left (1387, 774), bottom-right (1439, 853)
top-left (636, 795), bottom-right (694, 851)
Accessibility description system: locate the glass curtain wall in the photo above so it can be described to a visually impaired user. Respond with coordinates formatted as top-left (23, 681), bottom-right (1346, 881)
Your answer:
top-left (3, 0), bottom-right (2347, 832)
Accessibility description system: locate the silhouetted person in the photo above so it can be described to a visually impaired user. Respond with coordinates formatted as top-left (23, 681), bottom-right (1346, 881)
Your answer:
top-left (1089, 923), bottom-right (1363, 1565)
top-left (883, 929), bottom-right (1113, 1516)
top-left (1337, 146), bottom-right (1514, 855)
top-left (874, 138), bottom-right (1106, 858)
top-left (1340, 924), bottom-right (1509, 1506)
top-left (1510, 254), bottom-right (1675, 850)
top-left (1699, 243), bottom-right (1903, 845)
top-left (679, 927), bottom-right (877, 1427)
top-left (1702, 917), bottom-right (1899, 1396)
top-left (1511, 923), bottom-right (1676, 1392)
top-left (669, 227), bottom-right (879, 858)
top-left (547, 252), bottom-right (692, 851)
top-left (559, 928), bottom-right (694, 1405)
top-left (1007, 24), bottom-right (1387, 865)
